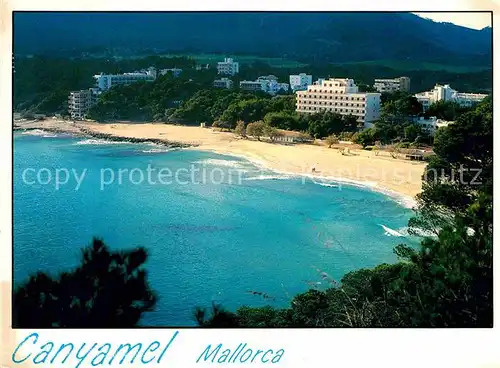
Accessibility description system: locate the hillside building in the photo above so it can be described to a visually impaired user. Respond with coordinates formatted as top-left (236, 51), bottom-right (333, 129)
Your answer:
top-left (289, 73), bottom-right (313, 92)
top-left (240, 76), bottom-right (289, 95)
top-left (68, 89), bottom-right (99, 120)
top-left (415, 84), bottom-right (488, 111)
top-left (296, 78), bottom-right (381, 128)
top-left (217, 58), bottom-right (239, 76)
top-left (213, 78), bottom-right (233, 89)
top-left (415, 116), bottom-right (453, 136)
top-left (373, 76), bottom-right (411, 93)
top-left (93, 68), bottom-right (156, 91)
top-left (240, 80), bottom-right (264, 92)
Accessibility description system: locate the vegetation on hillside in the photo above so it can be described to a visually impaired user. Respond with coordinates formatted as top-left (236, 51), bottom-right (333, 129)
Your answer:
top-left (14, 54), bottom-right (492, 118)
top-left (15, 13), bottom-right (492, 68)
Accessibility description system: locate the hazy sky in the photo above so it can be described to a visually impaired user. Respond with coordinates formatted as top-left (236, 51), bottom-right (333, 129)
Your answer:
top-left (414, 12), bottom-right (491, 30)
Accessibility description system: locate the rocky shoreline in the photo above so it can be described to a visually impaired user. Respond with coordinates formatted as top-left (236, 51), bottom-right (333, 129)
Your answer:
top-left (14, 125), bottom-right (194, 149)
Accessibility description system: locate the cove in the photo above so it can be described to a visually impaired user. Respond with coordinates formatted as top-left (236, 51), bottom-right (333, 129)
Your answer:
top-left (14, 133), bottom-right (416, 326)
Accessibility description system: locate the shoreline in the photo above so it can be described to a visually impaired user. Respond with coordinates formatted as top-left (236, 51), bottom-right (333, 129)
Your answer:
top-left (194, 146), bottom-right (417, 208)
top-left (14, 125), bottom-right (192, 149)
top-left (14, 120), bottom-right (426, 205)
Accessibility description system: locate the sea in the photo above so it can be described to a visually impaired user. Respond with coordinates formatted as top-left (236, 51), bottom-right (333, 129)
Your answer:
top-left (13, 130), bottom-right (419, 326)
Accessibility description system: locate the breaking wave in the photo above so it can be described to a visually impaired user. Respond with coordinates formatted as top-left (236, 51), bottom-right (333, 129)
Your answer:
top-left (141, 148), bottom-right (175, 153)
top-left (243, 174), bottom-right (290, 181)
top-left (193, 159), bottom-right (248, 170)
top-left (379, 224), bottom-right (405, 237)
top-left (74, 139), bottom-right (125, 146)
top-left (21, 129), bottom-right (58, 138)
top-left (313, 182), bottom-right (338, 188)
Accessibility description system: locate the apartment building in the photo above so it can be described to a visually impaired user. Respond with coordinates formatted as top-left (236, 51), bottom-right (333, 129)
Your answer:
top-left (373, 76), bottom-right (410, 93)
top-left (213, 78), bottom-right (233, 89)
top-left (415, 84), bottom-right (488, 111)
top-left (263, 80), bottom-right (289, 95)
top-left (93, 69), bottom-right (156, 91)
top-left (240, 80), bottom-right (264, 92)
top-left (257, 75), bottom-right (289, 94)
top-left (454, 92), bottom-right (489, 108)
top-left (68, 89), bottom-right (99, 120)
top-left (296, 78), bottom-right (381, 128)
top-left (415, 116), bottom-right (453, 136)
top-left (240, 76), bottom-right (289, 95)
top-left (217, 58), bottom-right (239, 76)
top-left (289, 73), bottom-right (313, 91)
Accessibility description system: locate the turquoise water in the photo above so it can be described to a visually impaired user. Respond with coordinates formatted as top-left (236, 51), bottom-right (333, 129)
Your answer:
top-left (14, 131), bottom-right (416, 326)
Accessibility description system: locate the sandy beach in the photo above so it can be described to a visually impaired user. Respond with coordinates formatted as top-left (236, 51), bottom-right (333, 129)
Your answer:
top-left (14, 119), bottom-right (427, 202)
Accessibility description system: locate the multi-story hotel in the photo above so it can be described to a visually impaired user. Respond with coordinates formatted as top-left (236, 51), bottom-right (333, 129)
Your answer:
top-left (68, 89), bottom-right (99, 120)
top-left (213, 78), bottom-right (233, 89)
top-left (373, 76), bottom-right (410, 93)
top-left (296, 78), bottom-right (381, 128)
top-left (415, 84), bottom-right (488, 111)
top-left (93, 69), bottom-right (156, 91)
top-left (289, 73), bottom-right (313, 92)
top-left (217, 58), bottom-right (239, 76)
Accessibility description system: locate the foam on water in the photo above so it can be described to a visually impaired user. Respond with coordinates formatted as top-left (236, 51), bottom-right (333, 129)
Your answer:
top-left (244, 175), bottom-right (290, 181)
top-left (141, 148), bottom-right (175, 153)
top-left (312, 182), bottom-right (338, 188)
top-left (21, 129), bottom-right (58, 138)
top-left (379, 224), bottom-right (405, 237)
top-left (74, 138), bottom-right (126, 146)
top-left (193, 158), bottom-right (249, 170)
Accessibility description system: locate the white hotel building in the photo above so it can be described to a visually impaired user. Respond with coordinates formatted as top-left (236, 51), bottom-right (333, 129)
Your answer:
top-left (217, 58), bottom-right (239, 76)
top-left (213, 77), bottom-right (233, 89)
top-left (289, 73), bottom-right (312, 91)
top-left (68, 89), bottom-right (99, 120)
top-left (415, 84), bottom-right (488, 111)
top-left (240, 75), bottom-right (289, 95)
top-left (296, 78), bottom-right (381, 128)
top-left (93, 69), bottom-right (156, 91)
top-left (373, 76), bottom-right (410, 93)
top-left (415, 116), bottom-right (453, 136)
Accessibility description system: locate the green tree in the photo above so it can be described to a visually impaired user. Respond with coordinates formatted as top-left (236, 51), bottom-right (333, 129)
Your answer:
top-left (212, 120), bottom-right (233, 131)
top-left (263, 124), bottom-right (282, 142)
top-left (246, 121), bottom-right (266, 141)
top-left (263, 111), bottom-right (300, 131)
top-left (404, 123), bottom-right (422, 142)
top-left (306, 112), bottom-right (344, 138)
top-left (354, 128), bottom-right (377, 148)
top-left (324, 134), bottom-right (339, 148)
top-left (234, 120), bottom-right (246, 137)
top-left (14, 238), bottom-right (157, 328)
top-left (416, 97), bottom-right (492, 215)
top-left (425, 100), bottom-right (473, 121)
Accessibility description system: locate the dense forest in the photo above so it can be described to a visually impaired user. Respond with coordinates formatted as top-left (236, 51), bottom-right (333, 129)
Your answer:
top-left (14, 13), bottom-right (492, 67)
top-left (14, 97), bottom-right (493, 328)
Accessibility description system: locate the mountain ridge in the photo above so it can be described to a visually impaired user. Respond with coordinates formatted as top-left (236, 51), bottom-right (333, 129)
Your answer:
top-left (14, 12), bottom-right (492, 67)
